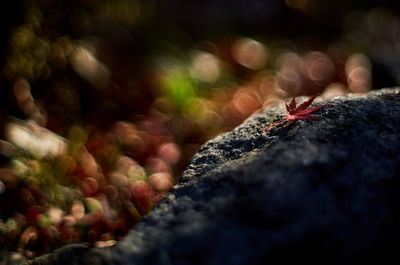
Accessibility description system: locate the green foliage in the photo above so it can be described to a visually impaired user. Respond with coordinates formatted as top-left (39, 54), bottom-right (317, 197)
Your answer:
top-left (162, 67), bottom-right (198, 113)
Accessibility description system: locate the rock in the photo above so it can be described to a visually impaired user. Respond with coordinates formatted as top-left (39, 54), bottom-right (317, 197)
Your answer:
top-left (0, 251), bottom-right (27, 265)
top-left (20, 244), bottom-right (107, 265)
top-left (24, 88), bottom-right (400, 264)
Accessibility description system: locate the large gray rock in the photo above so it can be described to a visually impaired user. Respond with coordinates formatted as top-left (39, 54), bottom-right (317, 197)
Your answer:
top-left (24, 88), bottom-right (400, 264)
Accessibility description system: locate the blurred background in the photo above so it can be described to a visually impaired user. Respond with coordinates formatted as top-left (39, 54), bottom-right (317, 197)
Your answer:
top-left (1, 0), bottom-right (400, 257)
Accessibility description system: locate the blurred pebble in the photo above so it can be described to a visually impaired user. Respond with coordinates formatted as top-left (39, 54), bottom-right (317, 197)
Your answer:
top-left (119, 187), bottom-right (132, 200)
top-left (95, 239), bottom-right (116, 248)
top-left (103, 185), bottom-right (119, 201)
top-left (94, 173), bottom-right (106, 187)
top-left (46, 206), bottom-right (64, 226)
top-left (191, 51), bottom-right (221, 82)
top-left (81, 177), bottom-right (99, 196)
top-left (36, 214), bottom-right (52, 228)
top-left (321, 83), bottom-right (348, 98)
top-left (127, 164), bottom-right (146, 180)
top-left (116, 156), bottom-right (137, 173)
top-left (145, 157), bottom-right (169, 174)
top-left (130, 181), bottom-right (153, 214)
top-left (148, 172), bottom-right (173, 192)
top-left (85, 197), bottom-right (103, 213)
top-left (71, 200), bottom-right (85, 219)
top-left (61, 215), bottom-right (76, 227)
top-left (232, 38), bottom-right (268, 70)
top-left (19, 226), bottom-right (37, 246)
top-left (109, 171), bottom-right (129, 188)
top-left (0, 168), bottom-right (19, 189)
top-left (158, 143), bottom-right (181, 164)
top-left (10, 253), bottom-right (25, 262)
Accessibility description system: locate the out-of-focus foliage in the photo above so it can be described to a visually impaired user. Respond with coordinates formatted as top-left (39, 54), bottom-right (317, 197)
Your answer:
top-left (1, 0), bottom-right (400, 258)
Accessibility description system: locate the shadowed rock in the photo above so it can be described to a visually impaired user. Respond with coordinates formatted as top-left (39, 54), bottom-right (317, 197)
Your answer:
top-left (17, 88), bottom-right (400, 264)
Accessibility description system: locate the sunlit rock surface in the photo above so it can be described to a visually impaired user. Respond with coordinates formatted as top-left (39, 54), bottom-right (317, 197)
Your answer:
top-left (19, 88), bottom-right (400, 265)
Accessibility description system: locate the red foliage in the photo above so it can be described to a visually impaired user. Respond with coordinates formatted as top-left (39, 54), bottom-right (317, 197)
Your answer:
top-left (261, 95), bottom-right (330, 133)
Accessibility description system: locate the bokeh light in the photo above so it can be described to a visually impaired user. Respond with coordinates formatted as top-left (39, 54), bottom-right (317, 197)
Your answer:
top-left (1, 0), bottom-right (400, 258)
top-left (71, 45), bottom-right (111, 89)
top-left (191, 51), bottom-right (221, 83)
top-left (232, 38), bottom-right (268, 70)
top-left (345, 53), bottom-right (372, 93)
top-left (6, 120), bottom-right (67, 158)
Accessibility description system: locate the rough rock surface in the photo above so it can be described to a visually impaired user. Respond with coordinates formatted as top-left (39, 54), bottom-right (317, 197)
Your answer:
top-left (17, 88), bottom-right (400, 264)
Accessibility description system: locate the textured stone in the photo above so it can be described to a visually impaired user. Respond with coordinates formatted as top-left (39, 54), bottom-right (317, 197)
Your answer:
top-left (21, 88), bottom-right (400, 264)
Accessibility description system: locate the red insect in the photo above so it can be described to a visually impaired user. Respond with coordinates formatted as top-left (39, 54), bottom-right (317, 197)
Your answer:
top-left (260, 95), bottom-right (330, 133)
